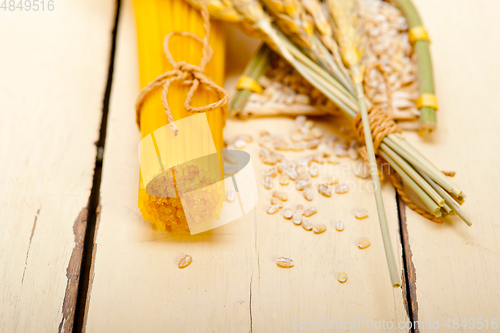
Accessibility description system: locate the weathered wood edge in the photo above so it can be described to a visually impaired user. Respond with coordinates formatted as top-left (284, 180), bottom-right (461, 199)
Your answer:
top-left (58, 208), bottom-right (89, 333)
top-left (397, 195), bottom-right (419, 333)
top-left (82, 203), bottom-right (102, 333)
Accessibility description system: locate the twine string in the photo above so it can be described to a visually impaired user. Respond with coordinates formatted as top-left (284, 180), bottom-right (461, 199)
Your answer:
top-left (354, 109), bottom-right (442, 222)
top-left (353, 68), bottom-right (446, 223)
top-left (353, 106), bottom-right (400, 153)
top-left (135, 0), bottom-right (229, 135)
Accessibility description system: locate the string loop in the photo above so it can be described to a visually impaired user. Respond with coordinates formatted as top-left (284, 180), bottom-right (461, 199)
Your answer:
top-left (135, 0), bottom-right (229, 135)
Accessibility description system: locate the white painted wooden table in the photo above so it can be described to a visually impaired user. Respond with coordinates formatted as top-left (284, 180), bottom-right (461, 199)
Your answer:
top-left (1, 0), bottom-right (499, 332)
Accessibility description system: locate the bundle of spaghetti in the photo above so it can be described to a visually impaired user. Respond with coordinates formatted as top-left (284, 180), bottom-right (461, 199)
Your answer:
top-left (134, 0), bottom-right (226, 232)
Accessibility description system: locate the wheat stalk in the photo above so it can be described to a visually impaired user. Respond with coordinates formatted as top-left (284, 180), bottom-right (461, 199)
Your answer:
top-left (301, 0), bottom-right (354, 89)
top-left (228, 0), bottom-right (470, 219)
top-left (185, 0), bottom-right (473, 287)
top-left (327, 0), bottom-right (400, 288)
top-left (215, 0), bottom-right (466, 221)
top-left (260, 0), bottom-right (355, 93)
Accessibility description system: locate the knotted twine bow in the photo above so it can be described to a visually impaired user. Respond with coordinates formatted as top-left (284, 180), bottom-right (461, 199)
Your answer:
top-left (135, 0), bottom-right (229, 135)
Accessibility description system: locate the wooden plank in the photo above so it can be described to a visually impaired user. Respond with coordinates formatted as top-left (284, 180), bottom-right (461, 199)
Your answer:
top-left (399, 0), bottom-right (500, 331)
top-left (85, 0), bottom-right (409, 331)
top-left (225, 118), bottom-right (409, 333)
top-left (84, 2), bottom-right (254, 331)
top-left (0, 2), bottom-right (115, 332)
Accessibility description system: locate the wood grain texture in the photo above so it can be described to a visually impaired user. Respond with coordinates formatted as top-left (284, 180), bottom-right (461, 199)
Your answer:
top-left (84, 0), bottom-right (408, 331)
top-left (225, 118), bottom-right (408, 333)
top-left (0, 1), bottom-right (115, 332)
top-left (399, 0), bottom-right (500, 331)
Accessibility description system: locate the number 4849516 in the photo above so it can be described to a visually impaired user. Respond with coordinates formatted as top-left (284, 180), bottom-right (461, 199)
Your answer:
top-left (1, 0), bottom-right (55, 11)
top-left (444, 318), bottom-right (499, 330)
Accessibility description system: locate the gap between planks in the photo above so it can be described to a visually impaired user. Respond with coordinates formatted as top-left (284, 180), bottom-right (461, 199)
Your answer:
top-left (72, 0), bottom-right (122, 332)
top-left (397, 193), bottom-right (419, 333)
